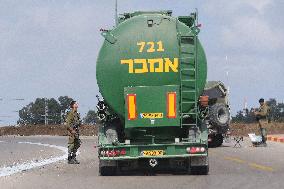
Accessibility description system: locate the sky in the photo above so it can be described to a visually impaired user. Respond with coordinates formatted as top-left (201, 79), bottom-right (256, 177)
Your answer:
top-left (0, 0), bottom-right (283, 126)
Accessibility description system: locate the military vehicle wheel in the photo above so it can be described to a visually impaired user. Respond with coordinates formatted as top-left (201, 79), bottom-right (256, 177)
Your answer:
top-left (99, 166), bottom-right (117, 176)
top-left (209, 103), bottom-right (230, 127)
top-left (208, 134), bottom-right (223, 148)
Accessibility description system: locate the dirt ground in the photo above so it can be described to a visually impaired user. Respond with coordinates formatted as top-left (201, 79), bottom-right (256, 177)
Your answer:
top-left (230, 122), bottom-right (284, 136)
top-left (0, 122), bottom-right (283, 136)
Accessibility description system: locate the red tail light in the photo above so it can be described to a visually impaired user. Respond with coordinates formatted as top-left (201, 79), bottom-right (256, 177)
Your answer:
top-left (186, 147), bottom-right (206, 154)
top-left (120, 149), bottom-right (126, 155)
top-left (100, 149), bottom-right (127, 157)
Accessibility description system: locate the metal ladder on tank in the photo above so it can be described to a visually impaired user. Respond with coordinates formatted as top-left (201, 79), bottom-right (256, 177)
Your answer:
top-left (179, 34), bottom-right (198, 130)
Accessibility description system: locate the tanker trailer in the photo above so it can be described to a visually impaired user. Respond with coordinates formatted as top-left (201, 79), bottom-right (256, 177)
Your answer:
top-left (96, 10), bottom-right (209, 175)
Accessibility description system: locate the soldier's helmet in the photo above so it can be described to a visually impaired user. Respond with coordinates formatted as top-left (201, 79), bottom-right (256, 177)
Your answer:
top-left (70, 100), bottom-right (77, 108)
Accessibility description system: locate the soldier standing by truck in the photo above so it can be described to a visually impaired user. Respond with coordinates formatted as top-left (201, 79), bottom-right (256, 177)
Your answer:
top-left (66, 100), bottom-right (81, 164)
top-left (254, 98), bottom-right (270, 145)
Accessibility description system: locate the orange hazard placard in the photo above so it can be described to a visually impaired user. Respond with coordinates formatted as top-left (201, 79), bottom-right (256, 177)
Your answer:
top-left (127, 94), bottom-right (137, 120)
top-left (167, 92), bottom-right (176, 118)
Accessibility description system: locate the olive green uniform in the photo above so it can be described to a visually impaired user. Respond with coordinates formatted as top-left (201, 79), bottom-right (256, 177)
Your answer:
top-left (255, 103), bottom-right (270, 144)
top-left (256, 103), bottom-right (269, 118)
top-left (66, 109), bottom-right (81, 160)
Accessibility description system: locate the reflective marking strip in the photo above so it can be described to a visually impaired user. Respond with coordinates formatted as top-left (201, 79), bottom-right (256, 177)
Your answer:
top-left (267, 136), bottom-right (284, 143)
top-left (249, 163), bottom-right (274, 172)
top-left (127, 94), bottom-right (137, 120)
top-left (0, 141), bottom-right (68, 177)
top-left (224, 156), bottom-right (274, 172)
top-left (224, 156), bottom-right (245, 163)
top-left (167, 92), bottom-right (176, 118)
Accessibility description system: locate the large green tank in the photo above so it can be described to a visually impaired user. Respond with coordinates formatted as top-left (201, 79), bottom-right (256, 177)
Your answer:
top-left (96, 11), bottom-right (207, 118)
top-left (96, 10), bottom-right (210, 176)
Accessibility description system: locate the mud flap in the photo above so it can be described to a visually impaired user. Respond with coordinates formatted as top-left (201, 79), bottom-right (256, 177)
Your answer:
top-left (190, 156), bottom-right (208, 167)
top-left (188, 156), bottom-right (209, 175)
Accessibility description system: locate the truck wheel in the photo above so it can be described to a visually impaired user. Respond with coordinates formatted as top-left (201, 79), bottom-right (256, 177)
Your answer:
top-left (208, 134), bottom-right (223, 148)
top-left (99, 160), bottom-right (117, 176)
top-left (187, 157), bottom-right (209, 175)
top-left (99, 166), bottom-right (117, 176)
top-left (190, 165), bottom-right (209, 175)
top-left (209, 103), bottom-right (230, 127)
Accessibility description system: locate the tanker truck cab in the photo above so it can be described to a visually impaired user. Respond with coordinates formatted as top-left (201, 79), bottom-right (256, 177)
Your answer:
top-left (96, 10), bottom-right (209, 175)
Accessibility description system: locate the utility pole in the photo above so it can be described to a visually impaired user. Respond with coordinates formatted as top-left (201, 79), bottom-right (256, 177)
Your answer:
top-left (243, 98), bottom-right (248, 116)
top-left (225, 55), bottom-right (230, 99)
top-left (225, 55), bottom-right (231, 120)
top-left (115, 0), bottom-right (118, 26)
top-left (60, 110), bottom-right (64, 125)
top-left (44, 98), bottom-right (48, 125)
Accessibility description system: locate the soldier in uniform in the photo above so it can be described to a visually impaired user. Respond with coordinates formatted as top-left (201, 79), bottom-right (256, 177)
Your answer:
top-left (254, 98), bottom-right (270, 145)
top-left (66, 100), bottom-right (81, 164)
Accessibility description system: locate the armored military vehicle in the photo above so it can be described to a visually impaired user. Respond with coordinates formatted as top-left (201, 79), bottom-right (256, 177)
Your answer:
top-left (203, 81), bottom-right (230, 147)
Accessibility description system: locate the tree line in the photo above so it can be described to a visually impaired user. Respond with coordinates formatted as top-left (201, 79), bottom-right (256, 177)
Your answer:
top-left (18, 96), bottom-right (97, 125)
top-left (19, 97), bottom-right (283, 125)
top-left (232, 98), bottom-right (284, 123)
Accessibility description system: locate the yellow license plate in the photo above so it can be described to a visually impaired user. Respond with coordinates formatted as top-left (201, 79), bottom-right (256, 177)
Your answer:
top-left (142, 150), bottom-right (164, 156)
top-left (140, 113), bottom-right (163, 119)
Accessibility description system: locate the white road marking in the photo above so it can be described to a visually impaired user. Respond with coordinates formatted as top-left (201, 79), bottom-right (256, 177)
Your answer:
top-left (0, 141), bottom-right (68, 177)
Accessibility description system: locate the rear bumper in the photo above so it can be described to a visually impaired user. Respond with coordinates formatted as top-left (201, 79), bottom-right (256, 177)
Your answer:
top-left (98, 142), bottom-right (208, 160)
top-left (100, 153), bottom-right (207, 160)
top-left (99, 154), bottom-right (208, 172)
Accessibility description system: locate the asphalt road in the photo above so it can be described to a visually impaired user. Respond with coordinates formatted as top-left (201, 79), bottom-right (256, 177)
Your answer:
top-left (0, 135), bottom-right (283, 189)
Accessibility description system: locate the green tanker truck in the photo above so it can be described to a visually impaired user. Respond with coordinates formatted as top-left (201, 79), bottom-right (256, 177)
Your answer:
top-left (96, 10), bottom-right (210, 175)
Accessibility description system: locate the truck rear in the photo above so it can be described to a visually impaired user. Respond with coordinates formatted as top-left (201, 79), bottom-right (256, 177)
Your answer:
top-left (96, 10), bottom-right (209, 175)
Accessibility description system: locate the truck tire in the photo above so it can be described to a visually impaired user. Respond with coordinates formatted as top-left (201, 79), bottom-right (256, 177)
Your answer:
top-left (187, 156), bottom-right (209, 175)
top-left (99, 160), bottom-right (117, 176)
top-left (209, 103), bottom-right (230, 128)
top-left (208, 134), bottom-right (223, 148)
top-left (99, 166), bottom-right (117, 176)
top-left (190, 165), bottom-right (209, 175)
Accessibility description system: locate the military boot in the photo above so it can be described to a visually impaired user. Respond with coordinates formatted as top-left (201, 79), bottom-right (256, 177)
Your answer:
top-left (68, 153), bottom-right (77, 164)
top-left (68, 155), bottom-right (74, 164)
top-left (71, 154), bottom-right (80, 164)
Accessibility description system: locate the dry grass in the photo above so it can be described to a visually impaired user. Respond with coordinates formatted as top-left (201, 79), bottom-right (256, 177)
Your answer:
top-left (0, 123), bottom-right (283, 136)
top-left (230, 122), bottom-right (284, 136)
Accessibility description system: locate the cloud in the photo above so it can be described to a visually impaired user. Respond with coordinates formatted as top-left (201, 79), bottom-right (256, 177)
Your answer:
top-left (0, 0), bottom-right (283, 125)
top-left (203, 0), bottom-right (273, 15)
top-left (0, 1), bottom-right (112, 125)
top-left (202, 0), bottom-right (283, 53)
top-left (207, 53), bottom-right (284, 114)
top-left (221, 15), bottom-right (284, 51)
top-left (245, 0), bottom-right (273, 13)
